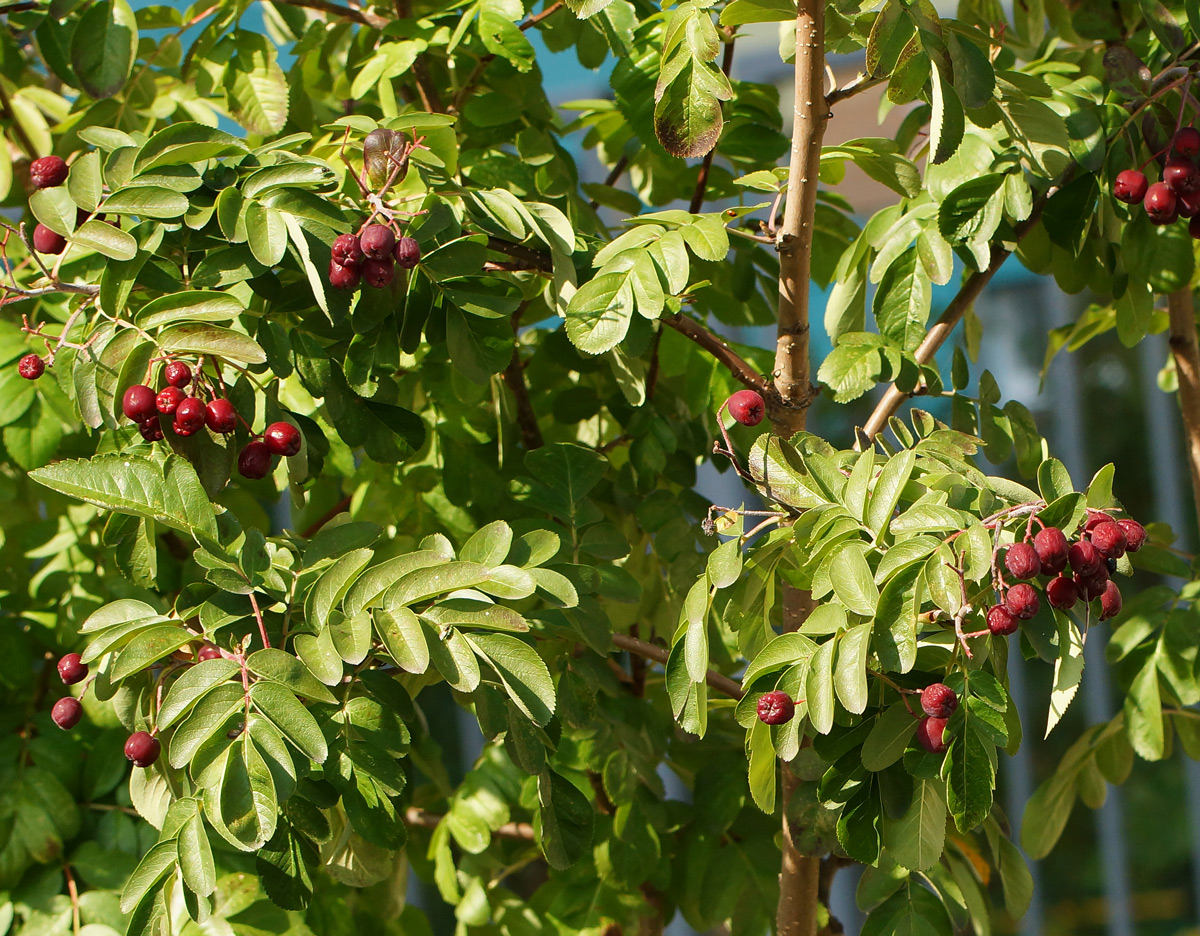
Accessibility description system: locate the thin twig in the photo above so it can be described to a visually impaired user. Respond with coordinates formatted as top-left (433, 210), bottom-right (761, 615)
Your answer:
top-left (248, 592), bottom-right (271, 650)
top-left (486, 237), bottom-right (553, 272)
top-left (611, 632), bottom-right (744, 699)
top-left (662, 312), bottom-right (768, 394)
top-left (301, 494), bottom-right (354, 538)
top-left (274, 0), bottom-right (388, 26)
top-left (588, 154), bottom-right (632, 210)
top-left (451, 1), bottom-right (565, 112)
top-left (825, 73), bottom-right (884, 107)
top-left (405, 807), bottom-right (536, 841)
top-left (502, 310), bottom-right (543, 450)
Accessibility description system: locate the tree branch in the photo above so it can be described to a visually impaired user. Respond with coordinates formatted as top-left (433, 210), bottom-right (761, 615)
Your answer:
top-left (405, 807), bottom-right (535, 841)
top-left (589, 154), bottom-right (632, 210)
top-left (689, 35), bottom-right (735, 214)
top-left (487, 237), bottom-right (553, 273)
top-left (825, 72), bottom-right (884, 108)
top-left (611, 632), bottom-right (743, 699)
top-left (301, 494), bottom-right (353, 538)
top-left (661, 312), bottom-right (768, 394)
top-left (503, 310), bottom-right (543, 450)
top-left (1168, 286), bottom-right (1200, 532)
top-left (273, 0), bottom-right (388, 27)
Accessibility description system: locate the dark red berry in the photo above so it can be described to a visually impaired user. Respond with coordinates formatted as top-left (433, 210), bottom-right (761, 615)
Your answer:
top-left (1177, 127), bottom-right (1200, 157)
top-left (173, 397), bottom-right (205, 436)
top-left (331, 233), bottom-right (363, 266)
top-left (394, 236), bottom-right (420, 269)
top-left (197, 643), bottom-right (222, 662)
top-left (155, 386), bottom-right (185, 416)
top-left (1099, 580), bottom-right (1123, 620)
top-left (1006, 583), bottom-right (1040, 620)
top-left (1179, 190), bottom-right (1200, 218)
top-left (328, 259), bottom-right (360, 291)
top-left (57, 653), bottom-right (87, 685)
top-left (1190, 214), bottom-right (1200, 240)
top-left (1089, 520), bottom-right (1127, 559)
top-left (238, 440), bottom-right (273, 479)
top-left (1118, 519), bottom-right (1146, 552)
top-left (122, 384), bottom-right (157, 422)
top-left (1033, 527), bottom-right (1070, 575)
top-left (51, 696), bottom-right (82, 729)
top-left (263, 421), bottom-right (301, 457)
top-left (359, 224), bottom-right (395, 260)
top-left (920, 683), bottom-right (957, 719)
top-left (1114, 169), bottom-right (1149, 205)
top-left (32, 223), bottom-right (66, 255)
top-left (727, 390), bottom-right (765, 427)
top-left (29, 155), bottom-right (68, 189)
top-left (987, 604), bottom-right (1019, 636)
top-left (1068, 539), bottom-right (1105, 578)
top-left (139, 419), bottom-right (164, 442)
top-left (756, 690), bottom-right (795, 725)
top-left (1045, 576), bottom-right (1079, 610)
top-left (18, 353), bottom-right (44, 380)
top-left (1165, 157), bottom-right (1200, 195)
top-left (1084, 512), bottom-right (1112, 533)
top-left (915, 716), bottom-right (948, 754)
top-left (1075, 572), bottom-right (1109, 601)
top-left (1145, 182), bottom-right (1178, 224)
top-left (1004, 542), bottom-right (1041, 580)
top-left (163, 361), bottom-right (192, 389)
top-left (124, 731), bottom-right (160, 768)
top-left (205, 398), bottom-right (238, 434)
top-left (362, 258), bottom-right (394, 289)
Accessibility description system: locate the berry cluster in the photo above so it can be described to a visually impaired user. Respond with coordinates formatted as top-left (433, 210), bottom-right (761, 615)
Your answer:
top-left (328, 226), bottom-right (420, 292)
top-left (1113, 127), bottom-right (1200, 237)
top-left (49, 652), bottom-right (161, 767)
top-left (914, 682), bottom-right (958, 754)
top-left (986, 512), bottom-right (1146, 635)
top-left (29, 155), bottom-right (70, 255)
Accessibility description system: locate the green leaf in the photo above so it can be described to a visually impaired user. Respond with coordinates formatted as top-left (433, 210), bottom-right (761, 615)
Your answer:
top-left (135, 123), bottom-right (248, 174)
top-left (119, 840), bottom-right (177, 913)
top-left (746, 718), bottom-right (776, 812)
top-left (246, 648), bottom-right (339, 704)
top-left (225, 31), bottom-right (289, 135)
top-left (102, 186), bottom-right (188, 218)
top-left (861, 703), bottom-right (920, 771)
top-left (565, 271), bottom-right (635, 354)
top-left (111, 625), bottom-right (194, 682)
top-left (250, 681), bottom-right (328, 763)
top-left (867, 450), bottom-right (915, 537)
top-left (71, 220), bottom-right (138, 260)
top-left (805, 638), bottom-right (835, 734)
top-left (30, 186), bottom-right (76, 235)
top-left (219, 735), bottom-right (278, 850)
top-left (1124, 653), bottom-right (1164, 760)
top-left (134, 291), bottom-right (244, 329)
top-left (374, 607), bottom-right (430, 673)
top-left (829, 544), bottom-right (879, 617)
top-left (464, 633), bottom-right (556, 726)
top-left (873, 247), bottom-right (931, 352)
top-left (833, 622), bottom-right (872, 715)
top-left (177, 810), bottom-right (216, 897)
top-left (944, 725), bottom-right (994, 832)
top-left (883, 779), bottom-right (945, 871)
top-left (928, 59), bottom-right (964, 165)
top-left (536, 769), bottom-right (594, 870)
top-left (158, 658), bottom-right (241, 729)
top-left (169, 682), bottom-right (245, 768)
top-left (653, 46), bottom-right (731, 158)
top-left (294, 629), bottom-right (343, 687)
top-left (70, 0), bottom-right (137, 99)
top-left (155, 323), bottom-right (267, 366)
top-left (1046, 614), bottom-right (1085, 737)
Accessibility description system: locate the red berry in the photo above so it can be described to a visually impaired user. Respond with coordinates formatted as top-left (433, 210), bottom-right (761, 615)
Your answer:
top-left (155, 386), bottom-right (185, 416)
top-left (1089, 520), bottom-right (1127, 559)
top-left (756, 690), bottom-right (795, 725)
top-left (1118, 519), bottom-right (1146, 552)
top-left (139, 419), bottom-right (164, 442)
top-left (163, 361), bottom-right (192, 389)
top-left (172, 397), bottom-right (205, 436)
top-left (1005, 583), bottom-right (1040, 620)
top-left (32, 223), bottom-right (66, 255)
top-left (1004, 542), bottom-right (1041, 580)
top-left (328, 259), bottom-right (360, 291)
top-left (124, 731), bottom-right (160, 768)
top-left (1075, 572), bottom-right (1109, 601)
top-left (1068, 539), bottom-right (1104, 578)
top-left (197, 643), bottom-right (222, 662)
top-left (57, 652), bottom-right (87, 685)
top-left (1045, 575), bottom-right (1079, 610)
top-left (394, 236), bottom-right (420, 269)
top-left (29, 155), bottom-right (68, 189)
top-left (1176, 127), bottom-right (1200, 157)
top-left (1099, 580), bottom-right (1123, 620)
top-left (1145, 182), bottom-right (1178, 224)
top-left (915, 716), bottom-right (948, 754)
top-left (359, 224), bottom-right (395, 260)
top-left (987, 604), bottom-right (1019, 636)
top-left (238, 440), bottom-right (273, 479)
top-left (1190, 214), bottom-right (1200, 240)
top-left (362, 258), bottom-right (394, 289)
top-left (263, 421), bottom-right (301, 457)
top-left (331, 233), bottom-right (363, 266)
top-left (1179, 190), bottom-right (1200, 218)
top-left (122, 384), bottom-right (157, 422)
top-left (205, 398), bottom-right (238, 434)
top-left (1165, 157), bottom-right (1200, 195)
top-left (51, 696), bottom-right (82, 729)
top-left (1033, 527), bottom-right (1070, 575)
top-left (1114, 169), bottom-right (1149, 204)
top-left (726, 390), bottom-right (765, 427)
top-left (920, 683), bottom-right (957, 719)
top-left (18, 353), bottom-right (44, 380)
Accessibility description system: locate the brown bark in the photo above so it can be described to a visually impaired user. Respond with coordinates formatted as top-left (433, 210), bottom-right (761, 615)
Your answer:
top-left (1168, 287), bottom-right (1200, 531)
top-left (662, 313), bottom-right (768, 393)
top-left (503, 310), bottom-right (543, 450)
top-left (611, 632), bottom-right (743, 699)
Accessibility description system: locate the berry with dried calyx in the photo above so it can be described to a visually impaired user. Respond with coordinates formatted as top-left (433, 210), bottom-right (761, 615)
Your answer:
top-left (1146, 182), bottom-right (1178, 224)
top-left (197, 643), bottom-right (222, 662)
top-left (1089, 520), bottom-right (1127, 559)
top-left (30, 155), bottom-right (68, 189)
top-left (139, 420), bottom-right (164, 442)
top-left (916, 716), bottom-right (948, 754)
top-left (155, 386), bottom-right (185, 416)
top-left (1177, 127), bottom-right (1200, 157)
top-left (328, 259), bottom-right (360, 291)
top-left (122, 384), bottom-right (157, 422)
top-left (394, 236), bottom-right (420, 269)
top-left (1076, 572), bottom-right (1109, 601)
top-left (18, 354), bottom-right (44, 380)
top-left (360, 224), bottom-right (396, 260)
top-left (756, 690), bottom-right (795, 725)
top-left (57, 653), bottom-right (87, 685)
top-left (1114, 169), bottom-right (1149, 204)
top-left (726, 390), bottom-right (765, 427)
top-left (51, 696), bottom-right (82, 729)
top-left (263, 421), bottom-right (301, 457)
top-left (238, 440), bottom-right (273, 479)
top-left (1100, 580), bottom-right (1123, 620)
top-left (1165, 157), bottom-right (1200, 195)
top-left (1006, 583), bottom-right (1040, 620)
top-left (1068, 539), bottom-right (1105, 578)
top-left (331, 233), bottom-right (363, 266)
top-left (1033, 527), bottom-right (1070, 574)
top-left (124, 731), bottom-right (160, 768)
top-left (172, 397), bottom-right (205, 436)
top-left (987, 604), bottom-right (1019, 636)
top-left (1118, 518), bottom-right (1147, 552)
top-left (164, 361), bottom-right (192, 389)
top-left (920, 683), bottom-right (958, 719)
top-left (1045, 576), bottom-right (1079, 610)
top-left (1004, 542), bottom-right (1041, 580)
top-left (362, 258), bottom-right (394, 289)
top-left (205, 398), bottom-right (238, 434)
top-left (32, 223), bottom-right (66, 255)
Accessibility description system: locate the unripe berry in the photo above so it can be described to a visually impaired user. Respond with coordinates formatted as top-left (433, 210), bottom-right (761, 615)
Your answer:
top-left (920, 683), bottom-right (957, 719)
top-left (173, 397), bottom-right (205, 436)
top-left (987, 604), bottom-right (1019, 636)
top-left (1165, 157), bottom-right (1200, 195)
top-left (1113, 169), bottom-right (1149, 204)
top-left (1033, 527), bottom-right (1070, 575)
top-left (238, 440), bottom-right (273, 479)
top-left (1068, 539), bottom-right (1105, 578)
top-left (328, 259), bottom-right (360, 291)
top-left (1089, 520), bottom-right (1127, 559)
top-left (1118, 518), bottom-right (1147, 552)
top-left (18, 354), bottom-right (44, 380)
top-left (139, 420), bottom-right (164, 442)
top-left (1005, 583), bottom-right (1040, 620)
top-left (1076, 572), bottom-right (1109, 601)
top-left (263, 421), bottom-right (301, 457)
top-left (205, 398), bottom-right (238, 434)
top-left (1045, 575), bottom-right (1079, 610)
top-left (57, 652), bottom-right (87, 685)
top-left (726, 390), bottom-right (765, 427)
top-left (163, 361), bottom-right (192, 389)
top-left (155, 386), bottom-right (185, 416)
top-left (1145, 182), bottom-right (1178, 224)
top-left (359, 224), bottom-right (395, 260)
top-left (1176, 127), bottom-right (1200, 157)
top-left (51, 696), bottom-right (82, 729)
top-left (331, 233), bottom-right (363, 266)
top-left (1004, 542), bottom-right (1041, 580)
top-left (197, 643), bottom-right (222, 662)
top-left (122, 384), bottom-right (157, 422)
top-left (32, 223), bottom-right (66, 255)
top-left (916, 716), bottom-right (948, 754)
top-left (124, 731), bottom-right (160, 768)
top-left (29, 155), bottom-right (68, 189)
top-left (394, 236), bottom-right (420, 269)
top-left (756, 690), bottom-right (795, 725)
top-left (362, 258), bottom-right (394, 289)
top-left (1099, 580), bottom-right (1123, 620)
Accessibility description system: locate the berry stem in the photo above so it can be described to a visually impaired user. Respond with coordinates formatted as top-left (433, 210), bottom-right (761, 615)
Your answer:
top-left (248, 590), bottom-right (271, 650)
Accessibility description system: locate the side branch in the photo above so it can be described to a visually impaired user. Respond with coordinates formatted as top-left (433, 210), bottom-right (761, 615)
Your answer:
top-left (1168, 286), bottom-right (1200, 532)
top-left (486, 237), bottom-right (553, 273)
top-left (503, 310), bottom-right (544, 450)
top-left (276, 0), bottom-right (388, 27)
top-left (611, 632), bottom-right (744, 699)
top-left (405, 807), bottom-right (536, 841)
top-left (825, 73), bottom-right (884, 107)
top-left (662, 313), bottom-right (768, 394)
